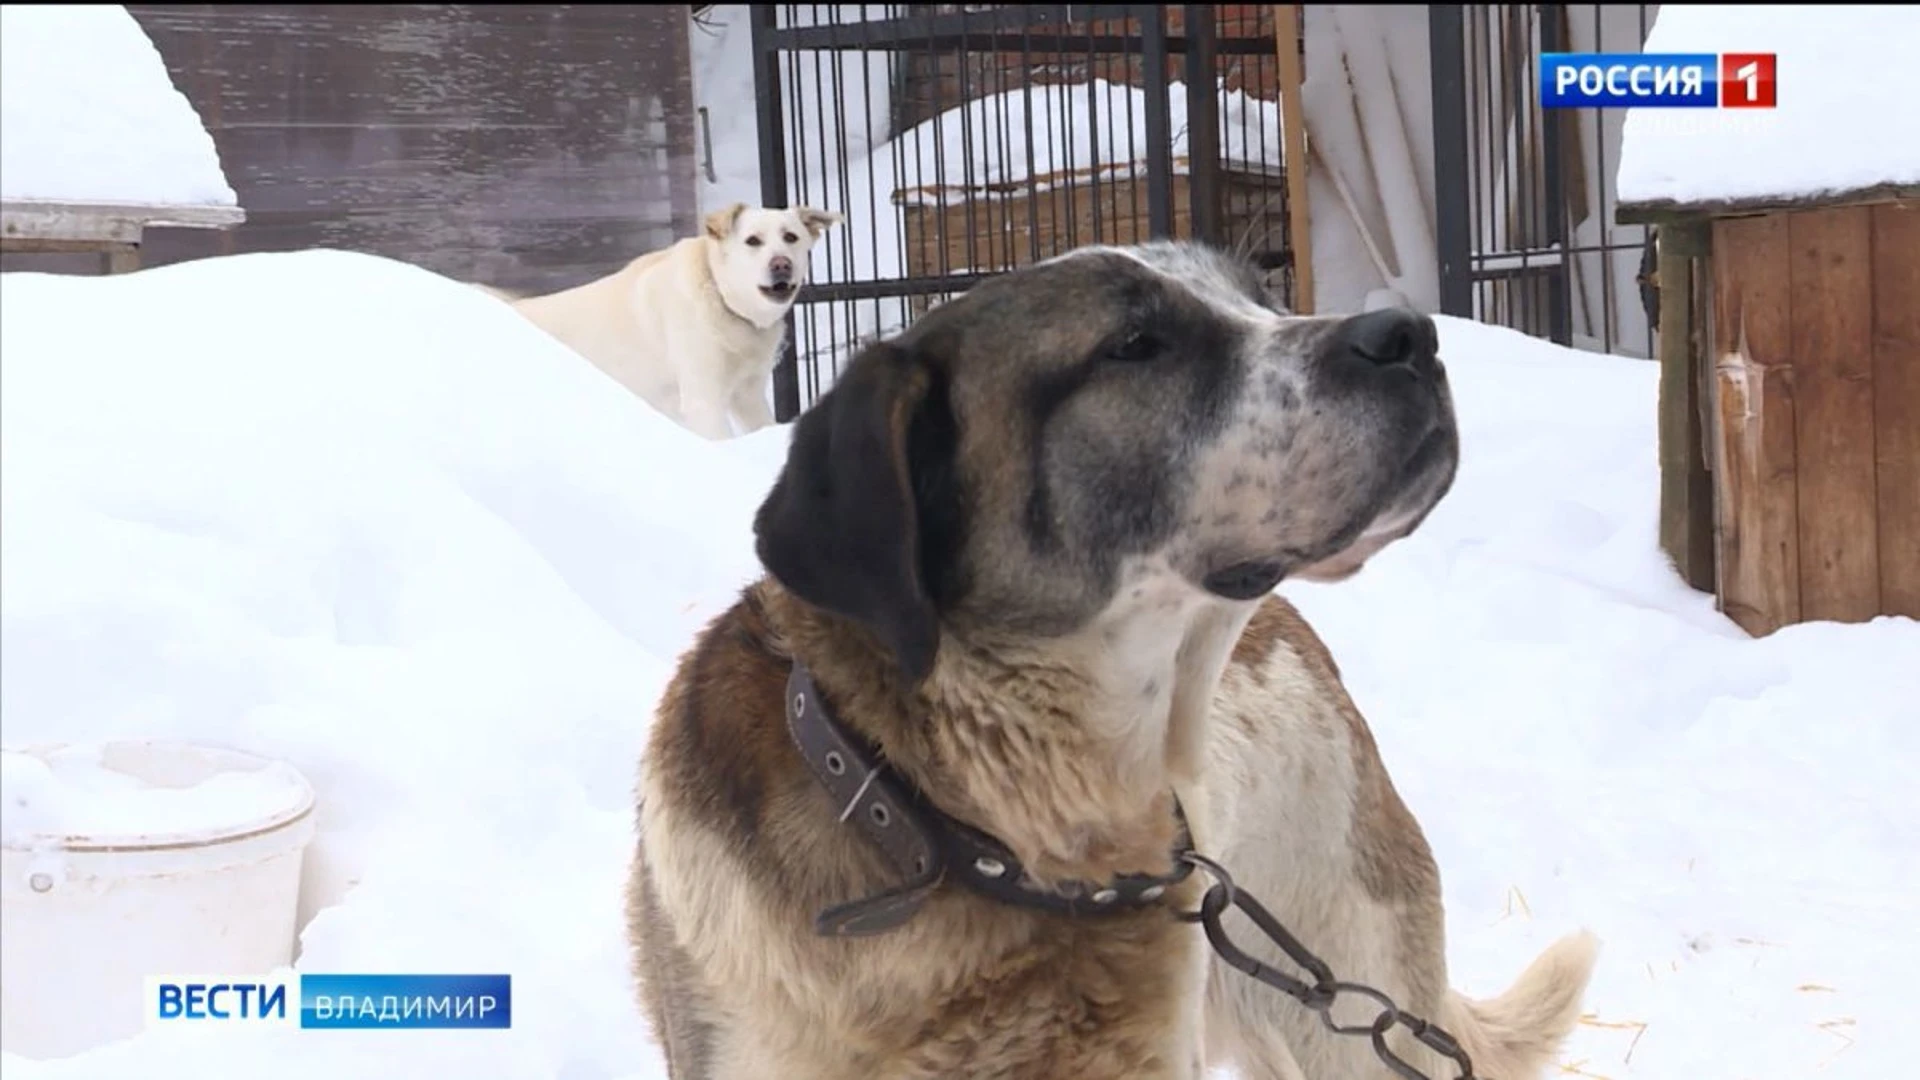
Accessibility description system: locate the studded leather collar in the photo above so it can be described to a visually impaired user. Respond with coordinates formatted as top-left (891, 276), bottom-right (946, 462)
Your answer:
top-left (784, 660), bottom-right (1195, 937)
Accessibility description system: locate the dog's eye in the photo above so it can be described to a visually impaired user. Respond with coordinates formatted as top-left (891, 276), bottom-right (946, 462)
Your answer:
top-left (783, 232), bottom-right (799, 244)
top-left (1101, 330), bottom-right (1165, 365)
top-left (745, 236), bottom-right (764, 248)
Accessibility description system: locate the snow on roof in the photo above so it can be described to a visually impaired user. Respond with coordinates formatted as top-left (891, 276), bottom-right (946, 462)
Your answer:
top-left (0, 5), bottom-right (238, 207)
top-left (889, 79), bottom-right (1284, 207)
top-left (1615, 5), bottom-right (1920, 213)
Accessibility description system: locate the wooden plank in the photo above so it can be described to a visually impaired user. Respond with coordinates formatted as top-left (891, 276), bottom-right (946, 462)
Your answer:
top-left (1617, 182), bottom-right (1920, 227)
top-left (1710, 213), bottom-right (1800, 635)
top-left (1671, 215), bottom-right (1719, 594)
top-left (2, 207), bottom-right (141, 246)
top-left (1689, 248), bottom-right (1719, 586)
top-left (1657, 239), bottom-right (1714, 590)
top-left (1789, 206), bottom-right (1880, 622)
top-left (663, 5), bottom-right (700, 240)
top-left (0, 237), bottom-right (140, 256)
top-left (0, 199), bottom-right (243, 244)
top-left (1273, 3), bottom-right (1313, 313)
top-left (1872, 201), bottom-right (1920, 617)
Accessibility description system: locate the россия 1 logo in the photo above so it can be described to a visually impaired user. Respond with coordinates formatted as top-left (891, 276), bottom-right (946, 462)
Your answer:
top-left (1540, 52), bottom-right (1776, 108)
top-left (146, 973), bottom-right (512, 1031)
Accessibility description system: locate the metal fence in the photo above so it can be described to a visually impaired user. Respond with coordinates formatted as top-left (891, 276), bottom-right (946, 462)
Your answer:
top-left (750, 4), bottom-right (1297, 419)
top-left (1431, 3), bottom-right (1660, 359)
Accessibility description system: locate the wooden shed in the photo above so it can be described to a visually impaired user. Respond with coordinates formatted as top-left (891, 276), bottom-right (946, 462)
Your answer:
top-left (1617, 8), bottom-right (1920, 637)
top-left (3, 6), bottom-right (700, 296)
top-left (1622, 185), bottom-right (1920, 638)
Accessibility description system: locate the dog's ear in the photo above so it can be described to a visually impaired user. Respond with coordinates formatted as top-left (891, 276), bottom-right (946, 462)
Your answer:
top-left (754, 342), bottom-right (948, 682)
top-left (796, 206), bottom-right (844, 238)
top-left (704, 202), bottom-right (746, 240)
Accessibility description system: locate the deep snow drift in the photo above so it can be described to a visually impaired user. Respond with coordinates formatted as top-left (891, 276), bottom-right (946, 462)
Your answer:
top-left (0, 5), bottom-right (237, 206)
top-left (1, 250), bottom-right (1914, 1079)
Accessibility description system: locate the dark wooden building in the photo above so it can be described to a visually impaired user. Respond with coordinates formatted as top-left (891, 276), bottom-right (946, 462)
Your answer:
top-left (1625, 186), bottom-right (1920, 637)
top-left (4, 5), bottom-right (700, 295)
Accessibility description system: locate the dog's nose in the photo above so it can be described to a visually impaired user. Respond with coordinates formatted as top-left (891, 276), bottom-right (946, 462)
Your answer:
top-left (768, 255), bottom-right (794, 281)
top-left (1336, 308), bottom-right (1436, 369)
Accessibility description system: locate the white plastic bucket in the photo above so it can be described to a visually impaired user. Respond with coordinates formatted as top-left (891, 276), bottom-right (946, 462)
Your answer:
top-left (0, 739), bottom-right (316, 1060)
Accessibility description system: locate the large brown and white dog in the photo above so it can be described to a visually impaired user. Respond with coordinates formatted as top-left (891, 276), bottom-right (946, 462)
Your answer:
top-left (507, 203), bottom-right (841, 440)
top-left (628, 241), bottom-right (1597, 1079)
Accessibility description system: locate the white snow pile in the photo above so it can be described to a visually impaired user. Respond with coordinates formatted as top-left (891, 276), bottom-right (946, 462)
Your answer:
top-left (0, 4), bottom-right (237, 206)
top-left (1616, 4), bottom-right (1920, 208)
top-left (0, 744), bottom-right (308, 847)
top-left (3, 249), bottom-right (1917, 1079)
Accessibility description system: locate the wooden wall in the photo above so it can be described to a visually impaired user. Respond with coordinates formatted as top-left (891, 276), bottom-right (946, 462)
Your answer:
top-left (1708, 199), bottom-right (1920, 634)
top-left (898, 167), bottom-right (1292, 307)
top-left (2, 6), bottom-right (699, 296)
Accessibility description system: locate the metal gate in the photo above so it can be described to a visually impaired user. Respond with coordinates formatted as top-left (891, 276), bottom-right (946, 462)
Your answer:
top-left (750, 4), bottom-right (1298, 419)
top-left (1430, 3), bottom-right (1660, 358)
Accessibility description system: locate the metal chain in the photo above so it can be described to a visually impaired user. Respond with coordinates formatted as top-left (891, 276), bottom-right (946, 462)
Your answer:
top-left (1176, 853), bottom-right (1479, 1080)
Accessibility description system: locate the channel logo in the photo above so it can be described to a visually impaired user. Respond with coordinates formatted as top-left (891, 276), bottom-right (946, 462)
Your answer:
top-left (1540, 52), bottom-right (1777, 109)
top-left (147, 973), bottom-right (511, 1031)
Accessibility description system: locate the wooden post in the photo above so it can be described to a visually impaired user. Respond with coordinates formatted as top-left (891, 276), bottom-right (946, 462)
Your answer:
top-left (1655, 221), bottom-right (1714, 591)
top-left (1871, 201), bottom-right (1920, 617)
top-left (1273, 4), bottom-right (1314, 313)
top-left (1790, 205), bottom-right (1880, 622)
top-left (663, 4), bottom-right (700, 239)
top-left (1710, 213), bottom-right (1800, 636)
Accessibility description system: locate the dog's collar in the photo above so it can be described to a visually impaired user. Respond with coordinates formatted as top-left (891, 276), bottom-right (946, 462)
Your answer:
top-left (784, 660), bottom-right (1195, 937)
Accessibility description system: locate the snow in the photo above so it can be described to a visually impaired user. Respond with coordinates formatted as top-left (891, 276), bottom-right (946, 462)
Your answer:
top-left (0, 5), bottom-right (237, 207)
top-left (0, 744), bottom-right (308, 847)
top-left (3, 249), bottom-right (1917, 1080)
top-left (1616, 5), bottom-right (1920, 208)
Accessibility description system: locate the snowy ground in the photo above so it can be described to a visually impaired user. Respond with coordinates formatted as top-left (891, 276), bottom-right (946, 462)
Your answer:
top-left (0, 5), bottom-right (236, 206)
top-left (2, 250), bottom-right (1916, 1080)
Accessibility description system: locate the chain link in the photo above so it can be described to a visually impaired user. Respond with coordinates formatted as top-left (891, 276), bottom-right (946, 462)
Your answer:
top-left (1176, 853), bottom-right (1479, 1080)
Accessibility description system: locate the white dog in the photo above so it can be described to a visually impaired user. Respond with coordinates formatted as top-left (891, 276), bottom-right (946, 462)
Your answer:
top-left (506, 203), bottom-right (842, 440)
